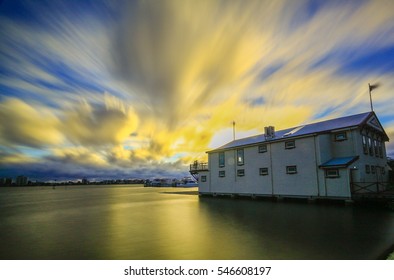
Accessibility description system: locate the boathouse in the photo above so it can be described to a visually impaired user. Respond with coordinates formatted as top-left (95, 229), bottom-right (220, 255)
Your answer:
top-left (192, 111), bottom-right (390, 200)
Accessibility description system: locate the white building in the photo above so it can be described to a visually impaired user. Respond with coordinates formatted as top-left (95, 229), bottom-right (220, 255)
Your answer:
top-left (194, 112), bottom-right (390, 200)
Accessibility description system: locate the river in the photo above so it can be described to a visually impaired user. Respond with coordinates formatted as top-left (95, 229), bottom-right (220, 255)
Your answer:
top-left (0, 185), bottom-right (393, 260)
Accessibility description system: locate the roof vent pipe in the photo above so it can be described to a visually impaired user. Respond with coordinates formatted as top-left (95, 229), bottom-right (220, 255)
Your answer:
top-left (264, 126), bottom-right (275, 139)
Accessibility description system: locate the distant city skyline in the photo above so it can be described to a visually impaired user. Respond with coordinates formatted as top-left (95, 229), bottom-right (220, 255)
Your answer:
top-left (1, 0), bottom-right (394, 181)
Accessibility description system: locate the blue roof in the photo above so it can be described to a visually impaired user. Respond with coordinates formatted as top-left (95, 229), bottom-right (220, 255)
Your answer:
top-left (209, 112), bottom-right (375, 152)
top-left (320, 156), bottom-right (359, 168)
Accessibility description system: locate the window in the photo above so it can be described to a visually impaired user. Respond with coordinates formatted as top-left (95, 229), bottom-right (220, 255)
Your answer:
top-left (286, 165), bottom-right (297, 174)
top-left (382, 167), bottom-right (386, 174)
top-left (237, 149), bottom-right (244, 165)
top-left (368, 137), bottom-right (373, 156)
top-left (201, 176), bottom-right (207, 182)
top-left (258, 144), bottom-right (267, 153)
top-left (325, 169), bottom-right (339, 178)
top-left (237, 169), bottom-right (245, 177)
top-left (285, 141), bottom-right (295, 149)
top-left (362, 135), bottom-right (368, 154)
top-left (259, 167), bottom-right (269, 176)
top-left (378, 141), bottom-right (383, 158)
top-left (365, 165), bottom-right (370, 174)
top-left (219, 152), bottom-right (225, 167)
top-left (335, 132), bottom-right (347, 141)
top-left (374, 140), bottom-right (379, 157)
top-left (371, 166), bottom-right (375, 174)
top-left (219, 171), bottom-right (225, 177)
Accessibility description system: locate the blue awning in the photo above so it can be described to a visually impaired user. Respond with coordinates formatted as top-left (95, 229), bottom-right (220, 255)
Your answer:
top-left (320, 156), bottom-right (359, 169)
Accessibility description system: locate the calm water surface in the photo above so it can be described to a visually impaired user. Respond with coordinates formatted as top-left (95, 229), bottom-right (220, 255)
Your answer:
top-left (0, 185), bottom-right (393, 260)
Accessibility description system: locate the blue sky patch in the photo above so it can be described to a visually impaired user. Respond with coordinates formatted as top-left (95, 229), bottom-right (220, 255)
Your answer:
top-left (244, 96), bottom-right (265, 107)
top-left (338, 45), bottom-right (394, 75)
top-left (258, 63), bottom-right (284, 81)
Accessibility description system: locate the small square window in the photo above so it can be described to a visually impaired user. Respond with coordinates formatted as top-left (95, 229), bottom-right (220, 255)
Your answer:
top-left (365, 165), bottom-right (370, 174)
top-left (258, 144), bottom-right (267, 153)
top-left (237, 169), bottom-right (245, 177)
top-left (285, 141), bottom-right (295, 149)
top-left (259, 168), bottom-right (269, 176)
top-left (325, 169), bottom-right (339, 178)
top-left (286, 165), bottom-right (297, 174)
top-left (219, 171), bottom-right (225, 177)
top-left (334, 132), bottom-right (347, 141)
top-left (201, 176), bottom-right (207, 182)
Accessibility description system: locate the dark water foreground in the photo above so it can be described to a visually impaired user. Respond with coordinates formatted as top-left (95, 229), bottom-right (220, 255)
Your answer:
top-left (0, 185), bottom-right (393, 260)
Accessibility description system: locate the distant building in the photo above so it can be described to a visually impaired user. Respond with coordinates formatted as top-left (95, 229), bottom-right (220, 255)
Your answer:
top-left (5, 178), bottom-right (12, 186)
top-left (193, 111), bottom-right (390, 200)
top-left (388, 157), bottom-right (394, 182)
top-left (16, 175), bottom-right (28, 186)
top-left (0, 178), bottom-right (10, 186)
top-left (82, 178), bottom-right (89, 185)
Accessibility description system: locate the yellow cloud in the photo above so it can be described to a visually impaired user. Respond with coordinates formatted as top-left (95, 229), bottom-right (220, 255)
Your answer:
top-left (61, 94), bottom-right (139, 146)
top-left (50, 146), bottom-right (108, 167)
top-left (0, 98), bottom-right (63, 148)
top-left (2, 0), bottom-right (394, 175)
top-left (113, 0), bottom-right (271, 127)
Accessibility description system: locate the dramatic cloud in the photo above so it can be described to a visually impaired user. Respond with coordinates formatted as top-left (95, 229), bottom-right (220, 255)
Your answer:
top-left (0, 0), bottom-right (394, 180)
top-left (113, 0), bottom-right (270, 127)
top-left (61, 94), bottom-right (139, 147)
top-left (0, 98), bottom-right (63, 148)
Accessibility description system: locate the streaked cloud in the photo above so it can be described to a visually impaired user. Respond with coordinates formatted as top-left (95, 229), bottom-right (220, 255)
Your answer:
top-left (0, 0), bottom-right (393, 180)
top-left (0, 98), bottom-right (63, 148)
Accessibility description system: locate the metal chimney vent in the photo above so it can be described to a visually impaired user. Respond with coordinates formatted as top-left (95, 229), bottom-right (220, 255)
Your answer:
top-left (264, 126), bottom-right (275, 139)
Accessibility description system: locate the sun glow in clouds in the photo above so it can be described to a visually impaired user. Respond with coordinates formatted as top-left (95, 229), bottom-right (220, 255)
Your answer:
top-left (0, 0), bottom-right (394, 180)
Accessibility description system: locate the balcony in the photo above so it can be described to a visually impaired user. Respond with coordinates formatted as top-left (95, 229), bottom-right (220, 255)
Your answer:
top-left (189, 162), bottom-right (209, 172)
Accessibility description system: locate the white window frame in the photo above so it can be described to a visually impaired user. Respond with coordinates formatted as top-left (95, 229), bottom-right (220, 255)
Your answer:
top-left (259, 167), bottom-right (269, 176)
top-left (237, 149), bottom-right (244, 166)
top-left (325, 169), bottom-right (339, 178)
top-left (334, 132), bottom-right (347, 141)
top-left (286, 165), bottom-right (297, 174)
top-left (362, 135), bottom-right (368, 154)
top-left (368, 137), bottom-right (373, 156)
top-left (237, 169), bottom-right (245, 177)
top-left (219, 152), bottom-right (225, 167)
top-left (378, 141), bottom-right (383, 158)
top-left (374, 139), bottom-right (379, 157)
top-left (258, 144), bottom-right (267, 153)
top-left (285, 141), bottom-right (295, 149)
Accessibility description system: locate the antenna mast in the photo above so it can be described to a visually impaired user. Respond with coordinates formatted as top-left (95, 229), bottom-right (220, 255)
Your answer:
top-left (232, 121), bottom-right (236, 140)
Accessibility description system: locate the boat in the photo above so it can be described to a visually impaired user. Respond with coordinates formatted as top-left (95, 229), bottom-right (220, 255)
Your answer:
top-left (176, 177), bottom-right (198, 188)
top-left (144, 178), bottom-right (177, 187)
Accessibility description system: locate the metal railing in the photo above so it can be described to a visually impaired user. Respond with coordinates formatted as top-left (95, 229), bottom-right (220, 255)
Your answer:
top-left (189, 162), bottom-right (208, 172)
top-left (351, 181), bottom-right (394, 194)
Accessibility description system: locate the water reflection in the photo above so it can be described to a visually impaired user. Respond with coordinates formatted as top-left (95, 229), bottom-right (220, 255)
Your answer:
top-left (0, 185), bottom-right (393, 259)
top-left (198, 197), bottom-right (394, 259)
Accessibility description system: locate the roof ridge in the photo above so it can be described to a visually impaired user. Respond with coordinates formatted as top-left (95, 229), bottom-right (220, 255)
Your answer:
top-left (209, 111), bottom-right (374, 152)
top-left (298, 111), bottom-right (371, 127)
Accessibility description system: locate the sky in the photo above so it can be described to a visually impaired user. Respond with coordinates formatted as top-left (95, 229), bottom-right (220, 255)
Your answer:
top-left (0, 0), bottom-right (394, 181)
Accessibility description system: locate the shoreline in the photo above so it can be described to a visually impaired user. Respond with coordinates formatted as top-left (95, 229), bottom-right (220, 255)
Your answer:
top-left (383, 246), bottom-right (394, 260)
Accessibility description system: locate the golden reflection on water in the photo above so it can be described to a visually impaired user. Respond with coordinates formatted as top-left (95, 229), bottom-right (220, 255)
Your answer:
top-left (1, 185), bottom-right (394, 260)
